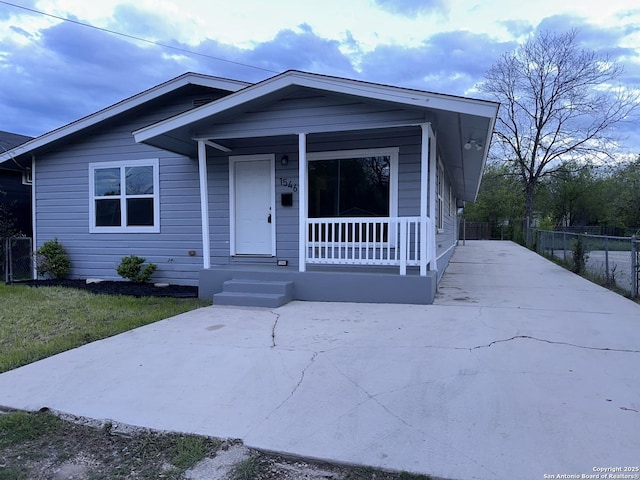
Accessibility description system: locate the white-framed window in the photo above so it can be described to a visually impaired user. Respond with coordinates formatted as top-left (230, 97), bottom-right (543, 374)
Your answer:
top-left (89, 159), bottom-right (160, 233)
top-left (436, 159), bottom-right (444, 231)
top-left (307, 147), bottom-right (399, 219)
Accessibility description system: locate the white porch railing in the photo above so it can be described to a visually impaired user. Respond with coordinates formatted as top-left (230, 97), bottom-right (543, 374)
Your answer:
top-left (306, 216), bottom-right (431, 275)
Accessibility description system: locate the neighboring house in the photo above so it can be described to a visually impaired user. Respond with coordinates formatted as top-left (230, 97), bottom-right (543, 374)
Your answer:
top-left (0, 70), bottom-right (498, 305)
top-left (0, 130), bottom-right (33, 237)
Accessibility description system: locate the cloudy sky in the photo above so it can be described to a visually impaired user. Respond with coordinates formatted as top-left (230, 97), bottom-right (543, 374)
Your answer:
top-left (1, 0), bottom-right (639, 154)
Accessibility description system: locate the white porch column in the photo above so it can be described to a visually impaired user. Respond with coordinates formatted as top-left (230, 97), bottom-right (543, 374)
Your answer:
top-left (197, 140), bottom-right (211, 269)
top-left (298, 133), bottom-right (307, 272)
top-left (419, 124), bottom-right (429, 276)
top-left (428, 126), bottom-right (437, 271)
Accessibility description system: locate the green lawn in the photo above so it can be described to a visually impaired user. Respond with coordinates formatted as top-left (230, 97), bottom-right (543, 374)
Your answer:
top-left (0, 283), bottom-right (210, 374)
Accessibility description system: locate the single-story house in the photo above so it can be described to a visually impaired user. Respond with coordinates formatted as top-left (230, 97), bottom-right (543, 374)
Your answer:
top-left (0, 131), bottom-right (33, 237)
top-left (0, 70), bottom-right (498, 305)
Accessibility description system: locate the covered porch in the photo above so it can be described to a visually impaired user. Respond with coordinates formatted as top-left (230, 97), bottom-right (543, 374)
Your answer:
top-left (197, 123), bottom-right (439, 305)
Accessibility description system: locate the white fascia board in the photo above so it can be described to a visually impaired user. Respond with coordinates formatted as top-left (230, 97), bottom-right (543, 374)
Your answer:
top-left (0, 73), bottom-right (250, 163)
top-left (134, 70), bottom-right (499, 144)
top-left (287, 71), bottom-right (500, 119)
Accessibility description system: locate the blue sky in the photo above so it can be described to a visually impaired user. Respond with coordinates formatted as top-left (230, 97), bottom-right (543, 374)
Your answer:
top-left (1, 0), bottom-right (639, 154)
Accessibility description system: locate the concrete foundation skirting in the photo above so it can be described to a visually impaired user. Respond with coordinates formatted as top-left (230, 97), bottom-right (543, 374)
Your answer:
top-left (199, 267), bottom-right (437, 304)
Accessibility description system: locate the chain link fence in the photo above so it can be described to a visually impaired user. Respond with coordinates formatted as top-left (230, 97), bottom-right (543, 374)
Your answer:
top-left (2, 237), bottom-right (34, 283)
top-left (537, 230), bottom-right (639, 298)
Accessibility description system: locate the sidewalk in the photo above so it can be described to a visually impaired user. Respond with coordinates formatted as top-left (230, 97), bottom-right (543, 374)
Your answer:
top-left (0, 241), bottom-right (639, 479)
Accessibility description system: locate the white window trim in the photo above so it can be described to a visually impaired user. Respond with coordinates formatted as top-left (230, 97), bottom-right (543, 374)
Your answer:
top-left (306, 147), bottom-right (399, 219)
top-left (89, 159), bottom-right (160, 233)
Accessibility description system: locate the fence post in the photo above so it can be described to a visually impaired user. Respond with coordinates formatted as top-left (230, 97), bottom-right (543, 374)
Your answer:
top-left (563, 231), bottom-right (567, 262)
top-left (632, 235), bottom-right (638, 299)
top-left (604, 235), bottom-right (609, 283)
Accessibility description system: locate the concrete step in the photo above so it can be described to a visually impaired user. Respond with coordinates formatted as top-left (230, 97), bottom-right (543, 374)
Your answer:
top-left (213, 291), bottom-right (290, 308)
top-left (222, 279), bottom-right (294, 296)
top-left (213, 279), bottom-right (294, 307)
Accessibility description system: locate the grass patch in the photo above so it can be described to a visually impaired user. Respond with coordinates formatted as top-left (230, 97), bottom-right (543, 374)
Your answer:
top-left (170, 435), bottom-right (215, 469)
top-left (0, 466), bottom-right (27, 480)
top-left (233, 457), bottom-right (258, 480)
top-left (0, 411), bottom-right (61, 447)
top-left (0, 283), bottom-right (210, 373)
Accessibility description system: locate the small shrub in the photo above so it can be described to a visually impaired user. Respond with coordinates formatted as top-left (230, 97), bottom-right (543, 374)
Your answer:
top-left (35, 238), bottom-right (71, 279)
top-left (117, 255), bottom-right (157, 283)
top-left (571, 236), bottom-right (587, 274)
top-left (605, 264), bottom-right (617, 288)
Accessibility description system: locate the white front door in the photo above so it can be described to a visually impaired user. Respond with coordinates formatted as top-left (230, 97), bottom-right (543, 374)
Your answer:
top-left (230, 155), bottom-right (275, 255)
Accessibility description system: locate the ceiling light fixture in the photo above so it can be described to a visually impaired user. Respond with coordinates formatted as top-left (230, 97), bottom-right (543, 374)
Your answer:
top-left (464, 140), bottom-right (483, 151)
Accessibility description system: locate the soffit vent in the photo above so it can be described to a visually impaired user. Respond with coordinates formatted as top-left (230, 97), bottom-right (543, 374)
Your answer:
top-left (193, 97), bottom-right (214, 108)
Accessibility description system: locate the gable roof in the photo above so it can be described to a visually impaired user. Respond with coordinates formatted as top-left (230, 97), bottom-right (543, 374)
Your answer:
top-left (135, 70), bottom-right (499, 144)
top-left (133, 70), bottom-right (499, 201)
top-left (0, 72), bottom-right (250, 164)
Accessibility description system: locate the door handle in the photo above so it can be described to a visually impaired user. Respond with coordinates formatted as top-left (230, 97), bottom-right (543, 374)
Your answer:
top-left (267, 213), bottom-right (272, 223)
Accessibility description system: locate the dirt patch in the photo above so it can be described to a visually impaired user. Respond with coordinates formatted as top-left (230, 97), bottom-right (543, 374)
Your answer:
top-left (15, 278), bottom-right (199, 298)
top-left (0, 410), bottom-right (432, 480)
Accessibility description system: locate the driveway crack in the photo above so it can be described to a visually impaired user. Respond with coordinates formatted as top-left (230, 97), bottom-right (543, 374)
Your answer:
top-left (470, 335), bottom-right (640, 353)
top-left (263, 352), bottom-right (320, 418)
top-left (269, 311), bottom-right (280, 348)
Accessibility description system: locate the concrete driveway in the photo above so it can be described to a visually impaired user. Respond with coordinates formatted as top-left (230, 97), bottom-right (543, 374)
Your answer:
top-left (1, 241), bottom-right (639, 479)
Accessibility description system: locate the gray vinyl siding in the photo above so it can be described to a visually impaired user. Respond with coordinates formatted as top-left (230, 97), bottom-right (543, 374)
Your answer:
top-left (436, 167), bottom-right (457, 274)
top-left (200, 90), bottom-right (430, 139)
top-left (34, 94), bottom-right (210, 286)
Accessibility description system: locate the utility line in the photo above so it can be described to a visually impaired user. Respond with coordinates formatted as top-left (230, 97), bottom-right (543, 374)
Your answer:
top-left (0, 0), bottom-right (278, 74)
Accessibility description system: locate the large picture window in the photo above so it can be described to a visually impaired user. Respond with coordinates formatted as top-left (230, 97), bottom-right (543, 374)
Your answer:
top-left (308, 148), bottom-right (398, 218)
top-left (89, 159), bottom-right (159, 233)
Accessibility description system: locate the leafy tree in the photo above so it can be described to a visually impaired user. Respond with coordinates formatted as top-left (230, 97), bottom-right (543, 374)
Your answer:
top-left (480, 29), bottom-right (639, 244)
top-left (464, 162), bottom-right (524, 225)
top-left (542, 163), bottom-right (600, 227)
top-left (608, 157), bottom-right (640, 232)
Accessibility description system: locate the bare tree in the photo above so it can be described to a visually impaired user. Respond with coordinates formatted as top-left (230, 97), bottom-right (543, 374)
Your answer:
top-left (480, 30), bottom-right (639, 244)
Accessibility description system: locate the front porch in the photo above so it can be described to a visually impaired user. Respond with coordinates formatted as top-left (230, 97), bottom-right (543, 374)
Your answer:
top-left (199, 262), bottom-right (438, 305)
top-left (200, 214), bottom-right (439, 306)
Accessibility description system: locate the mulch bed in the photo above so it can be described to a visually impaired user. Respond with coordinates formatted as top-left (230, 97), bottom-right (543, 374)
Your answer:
top-left (15, 279), bottom-right (199, 298)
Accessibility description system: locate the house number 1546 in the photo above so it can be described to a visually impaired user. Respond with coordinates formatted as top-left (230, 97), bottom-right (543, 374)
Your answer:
top-left (279, 177), bottom-right (298, 192)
